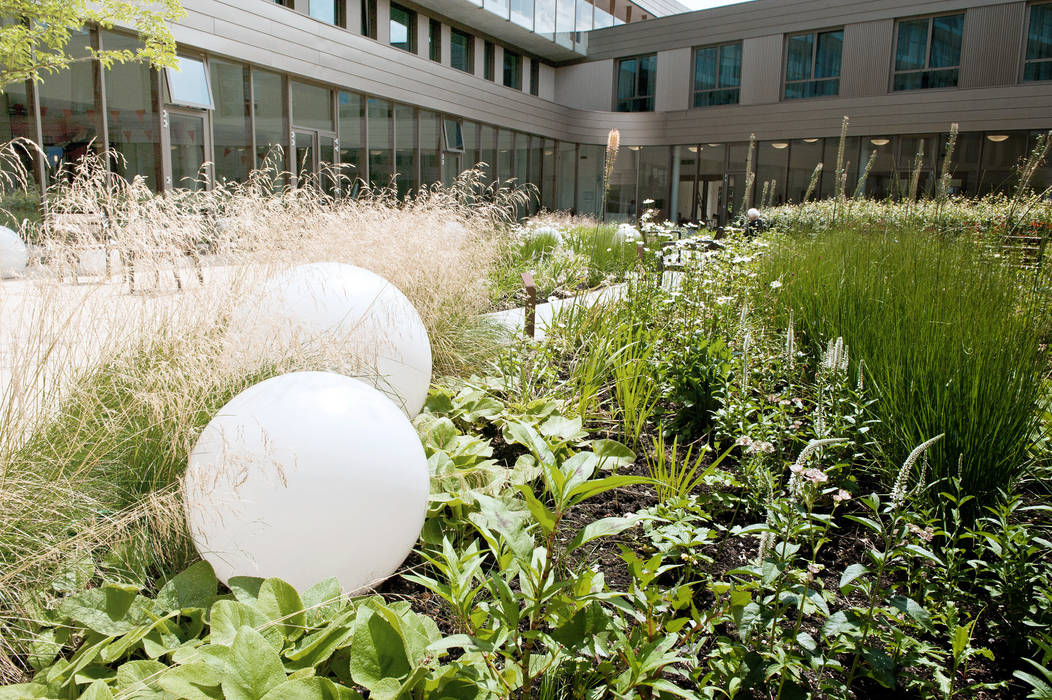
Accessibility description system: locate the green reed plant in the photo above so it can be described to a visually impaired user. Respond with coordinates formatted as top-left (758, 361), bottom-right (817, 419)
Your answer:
top-left (761, 225), bottom-right (1050, 500)
top-left (645, 432), bottom-right (731, 501)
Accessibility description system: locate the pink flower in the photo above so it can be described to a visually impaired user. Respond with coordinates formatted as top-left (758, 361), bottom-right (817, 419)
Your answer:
top-left (803, 467), bottom-right (828, 484)
top-left (832, 489), bottom-right (852, 502)
top-left (789, 464), bottom-right (804, 474)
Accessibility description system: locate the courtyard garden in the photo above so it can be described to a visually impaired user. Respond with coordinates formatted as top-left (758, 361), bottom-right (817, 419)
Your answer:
top-left (1, 132), bottom-right (1052, 699)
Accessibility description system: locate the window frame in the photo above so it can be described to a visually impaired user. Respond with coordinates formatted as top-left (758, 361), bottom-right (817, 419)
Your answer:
top-left (428, 18), bottom-right (441, 62)
top-left (614, 53), bottom-right (657, 112)
top-left (484, 41), bottom-right (496, 81)
top-left (450, 29), bottom-right (475, 73)
top-left (164, 55), bottom-right (214, 110)
top-left (890, 12), bottom-right (965, 92)
top-left (361, 0), bottom-right (377, 39)
top-left (530, 58), bottom-right (540, 96)
top-left (442, 118), bottom-right (464, 153)
top-left (690, 41), bottom-right (742, 109)
top-left (389, 2), bottom-right (417, 53)
top-left (1023, 1), bottom-right (1052, 82)
top-left (782, 27), bottom-right (843, 101)
top-left (503, 49), bottom-right (522, 90)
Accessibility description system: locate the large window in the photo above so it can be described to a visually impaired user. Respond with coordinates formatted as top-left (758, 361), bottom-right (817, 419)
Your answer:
top-left (893, 13), bottom-right (964, 91)
top-left (784, 29), bottom-right (842, 99)
top-left (530, 59), bottom-right (540, 96)
top-left (390, 4), bottom-right (416, 52)
top-left (693, 42), bottom-right (741, 107)
top-left (451, 29), bottom-right (473, 73)
top-left (209, 58), bottom-right (251, 182)
top-left (1025, 3), bottom-right (1052, 82)
top-left (616, 54), bottom-right (656, 112)
top-left (361, 0), bottom-right (377, 38)
top-left (503, 50), bottom-right (522, 89)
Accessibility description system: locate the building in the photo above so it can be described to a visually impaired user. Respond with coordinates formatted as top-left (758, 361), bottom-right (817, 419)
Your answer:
top-left (2, 0), bottom-right (1051, 226)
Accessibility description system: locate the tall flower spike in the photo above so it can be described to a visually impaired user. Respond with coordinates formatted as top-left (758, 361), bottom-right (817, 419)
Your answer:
top-left (891, 434), bottom-right (944, 506)
top-left (789, 438), bottom-right (848, 494)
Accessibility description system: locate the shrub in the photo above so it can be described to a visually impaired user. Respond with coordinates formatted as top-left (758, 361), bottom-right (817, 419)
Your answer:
top-left (761, 225), bottom-right (1050, 500)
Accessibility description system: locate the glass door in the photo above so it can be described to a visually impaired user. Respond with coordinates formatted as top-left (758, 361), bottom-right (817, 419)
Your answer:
top-left (165, 108), bottom-right (211, 190)
top-left (293, 129), bottom-right (316, 187)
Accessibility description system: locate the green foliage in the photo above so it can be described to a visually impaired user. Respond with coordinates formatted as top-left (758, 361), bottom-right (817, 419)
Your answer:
top-left (761, 225), bottom-right (1051, 499)
top-left (0, 0), bottom-right (185, 88)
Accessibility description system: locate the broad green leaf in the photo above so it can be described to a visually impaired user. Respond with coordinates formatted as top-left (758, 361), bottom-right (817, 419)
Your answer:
top-left (51, 556), bottom-right (96, 595)
top-left (115, 659), bottom-right (167, 694)
top-left (78, 680), bottom-right (115, 700)
top-left (502, 420), bottom-right (555, 466)
top-left (259, 677), bottom-right (363, 700)
top-left (222, 627), bottom-right (287, 700)
top-left (567, 516), bottom-right (640, 552)
top-left (284, 608), bottom-right (357, 669)
top-left (0, 684), bottom-right (49, 699)
top-left (839, 564), bottom-right (869, 592)
top-left (209, 600), bottom-right (282, 649)
top-left (823, 611), bottom-right (861, 639)
top-left (349, 605), bottom-right (412, 691)
top-left (156, 561), bottom-right (219, 612)
top-left (155, 663), bottom-right (223, 700)
top-left (515, 484), bottom-right (555, 534)
top-left (562, 452), bottom-right (599, 494)
top-left (550, 601), bottom-right (611, 647)
top-left (228, 577), bottom-right (265, 605)
top-left (257, 578), bottom-right (307, 641)
top-left (538, 414), bottom-right (585, 442)
top-left (591, 439), bottom-right (636, 469)
top-left (567, 475), bottom-right (652, 504)
top-left (58, 585), bottom-right (149, 636)
top-left (301, 578), bottom-right (344, 627)
top-left (888, 596), bottom-right (931, 628)
top-left (904, 544), bottom-right (944, 567)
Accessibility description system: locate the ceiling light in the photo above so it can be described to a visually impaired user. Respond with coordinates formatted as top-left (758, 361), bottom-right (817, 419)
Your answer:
top-left (803, 138), bottom-right (819, 143)
top-left (986, 134), bottom-right (1010, 143)
top-left (771, 142), bottom-right (789, 149)
top-left (707, 143), bottom-right (720, 147)
top-left (687, 146), bottom-right (698, 152)
top-left (870, 138), bottom-right (890, 146)
top-left (628, 145), bottom-right (642, 151)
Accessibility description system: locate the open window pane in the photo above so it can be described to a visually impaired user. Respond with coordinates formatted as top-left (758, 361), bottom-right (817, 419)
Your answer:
top-left (443, 119), bottom-right (464, 152)
top-left (166, 56), bottom-right (213, 109)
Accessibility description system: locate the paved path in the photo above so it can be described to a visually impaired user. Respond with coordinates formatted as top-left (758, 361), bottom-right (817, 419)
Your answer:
top-left (482, 285), bottom-right (627, 341)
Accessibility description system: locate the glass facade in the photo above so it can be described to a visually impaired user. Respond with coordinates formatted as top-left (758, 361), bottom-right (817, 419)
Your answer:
top-left (894, 14), bottom-right (964, 91)
top-left (503, 51), bottom-right (523, 89)
top-left (390, 4), bottom-right (416, 52)
top-left (1026, 3), bottom-right (1052, 81)
top-left (693, 42), bottom-right (741, 107)
top-left (210, 59), bottom-right (251, 183)
top-left (429, 19), bottom-right (441, 62)
top-left (616, 54), bottom-right (656, 112)
top-left (451, 30), bottom-right (474, 73)
top-left (784, 30), bottom-right (842, 99)
top-left (253, 68), bottom-right (286, 173)
top-left (395, 103), bottom-right (417, 196)
top-left (338, 91), bottom-right (363, 182)
top-left (103, 31), bottom-right (159, 190)
top-left (367, 97), bottom-right (393, 186)
top-left (38, 29), bottom-right (98, 180)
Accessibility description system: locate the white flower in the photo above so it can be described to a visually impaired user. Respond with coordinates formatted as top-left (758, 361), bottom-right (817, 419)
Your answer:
top-left (769, 280), bottom-right (783, 289)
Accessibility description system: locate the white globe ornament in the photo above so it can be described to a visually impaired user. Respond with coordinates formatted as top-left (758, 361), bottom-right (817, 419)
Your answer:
top-left (0, 225), bottom-right (28, 278)
top-left (183, 371), bottom-right (430, 594)
top-left (228, 262), bottom-right (432, 417)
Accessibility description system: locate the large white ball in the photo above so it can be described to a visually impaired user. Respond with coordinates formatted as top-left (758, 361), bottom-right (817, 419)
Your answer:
top-left (0, 225), bottom-right (27, 278)
top-left (183, 371), bottom-right (430, 594)
top-left (228, 263), bottom-right (432, 417)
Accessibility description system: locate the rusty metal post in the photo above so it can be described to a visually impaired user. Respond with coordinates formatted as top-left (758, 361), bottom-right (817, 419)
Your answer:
top-left (522, 272), bottom-right (536, 339)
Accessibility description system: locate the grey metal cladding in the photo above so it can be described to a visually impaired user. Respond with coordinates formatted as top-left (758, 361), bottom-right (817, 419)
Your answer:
top-left (740, 35), bottom-right (783, 105)
top-left (960, 3), bottom-right (1027, 88)
top-left (840, 20), bottom-right (895, 98)
top-left (586, 0), bottom-right (1026, 60)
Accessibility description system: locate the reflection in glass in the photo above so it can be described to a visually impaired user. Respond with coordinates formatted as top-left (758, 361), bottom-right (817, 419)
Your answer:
top-left (395, 103), bottom-right (416, 196)
top-left (209, 58), bottom-right (251, 182)
top-left (893, 14), bottom-right (962, 90)
top-left (338, 91), bottom-right (363, 183)
top-left (169, 113), bottom-right (207, 190)
top-left (38, 29), bottom-right (98, 180)
top-left (292, 81), bottom-right (333, 131)
top-left (617, 55), bottom-right (656, 111)
top-left (786, 139), bottom-right (824, 202)
top-left (576, 144), bottom-right (602, 217)
top-left (451, 30), bottom-right (473, 73)
top-left (420, 110), bottom-right (440, 185)
top-left (253, 68), bottom-right (286, 174)
top-left (556, 141), bottom-right (575, 210)
top-left (367, 98), bottom-right (392, 186)
top-left (166, 56), bottom-right (213, 108)
top-left (103, 31), bottom-right (159, 189)
top-left (1025, 3), bottom-right (1052, 81)
top-left (511, 0), bottom-right (533, 29)
top-left (693, 42), bottom-right (741, 107)
top-left (390, 4), bottom-right (415, 51)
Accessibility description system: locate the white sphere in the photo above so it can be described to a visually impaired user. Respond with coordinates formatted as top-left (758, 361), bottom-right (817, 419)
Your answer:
top-left (183, 372), bottom-right (430, 594)
top-left (228, 263), bottom-right (432, 417)
top-left (0, 225), bottom-right (27, 278)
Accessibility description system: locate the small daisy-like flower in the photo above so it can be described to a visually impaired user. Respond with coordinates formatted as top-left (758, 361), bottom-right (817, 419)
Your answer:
top-left (832, 489), bottom-right (851, 502)
top-left (769, 280), bottom-right (783, 289)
